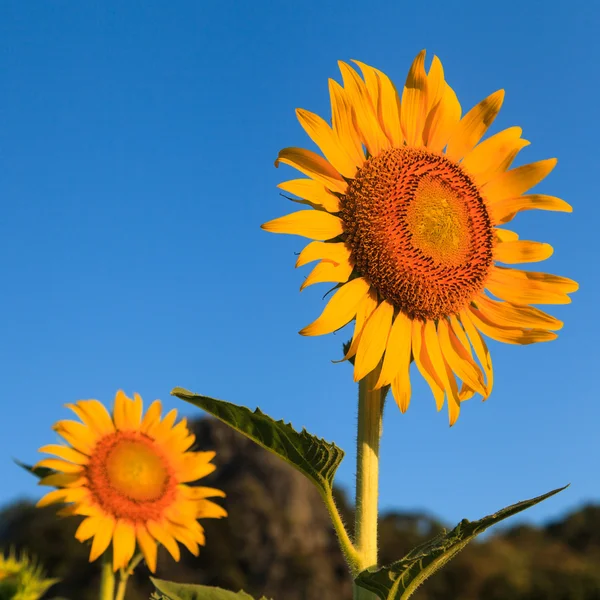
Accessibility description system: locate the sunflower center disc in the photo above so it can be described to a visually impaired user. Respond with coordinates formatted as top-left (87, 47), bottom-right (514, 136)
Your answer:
top-left (105, 438), bottom-right (168, 501)
top-left (87, 432), bottom-right (176, 520)
top-left (341, 147), bottom-right (494, 321)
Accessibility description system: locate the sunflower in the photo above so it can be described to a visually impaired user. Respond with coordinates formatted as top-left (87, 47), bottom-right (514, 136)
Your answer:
top-left (35, 391), bottom-right (227, 572)
top-left (262, 50), bottom-right (577, 425)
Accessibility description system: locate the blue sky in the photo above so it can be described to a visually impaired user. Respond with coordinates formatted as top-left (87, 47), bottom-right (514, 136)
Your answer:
top-left (0, 0), bottom-right (598, 532)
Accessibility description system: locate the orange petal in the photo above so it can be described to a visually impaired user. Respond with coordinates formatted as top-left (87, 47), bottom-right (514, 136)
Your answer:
top-left (300, 278), bottom-right (372, 337)
top-left (275, 147), bottom-right (347, 194)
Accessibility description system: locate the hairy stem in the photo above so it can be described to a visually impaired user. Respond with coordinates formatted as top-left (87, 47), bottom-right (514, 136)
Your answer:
top-left (353, 370), bottom-right (384, 600)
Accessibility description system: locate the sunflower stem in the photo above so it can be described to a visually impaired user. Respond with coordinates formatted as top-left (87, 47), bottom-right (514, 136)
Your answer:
top-left (99, 556), bottom-right (115, 600)
top-left (114, 553), bottom-right (144, 600)
top-left (353, 370), bottom-right (384, 600)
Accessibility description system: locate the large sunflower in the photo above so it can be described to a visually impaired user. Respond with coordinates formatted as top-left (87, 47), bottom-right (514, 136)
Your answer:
top-left (262, 50), bottom-right (577, 425)
top-left (36, 391), bottom-right (226, 572)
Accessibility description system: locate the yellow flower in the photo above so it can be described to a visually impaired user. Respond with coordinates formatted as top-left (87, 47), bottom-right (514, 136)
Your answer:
top-left (262, 50), bottom-right (577, 425)
top-left (35, 391), bottom-right (227, 572)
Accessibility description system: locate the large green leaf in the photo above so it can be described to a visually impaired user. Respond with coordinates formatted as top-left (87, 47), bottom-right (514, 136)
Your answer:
top-left (354, 485), bottom-right (568, 600)
top-left (171, 388), bottom-right (344, 496)
top-left (151, 578), bottom-right (272, 600)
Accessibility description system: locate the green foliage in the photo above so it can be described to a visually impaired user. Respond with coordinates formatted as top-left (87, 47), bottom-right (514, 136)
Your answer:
top-left (151, 578), bottom-right (272, 600)
top-left (0, 549), bottom-right (58, 600)
top-left (171, 388), bottom-right (344, 497)
top-left (355, 486), bottom-right (568, 600)
top-left (13, 461), bottom-right (53, 480)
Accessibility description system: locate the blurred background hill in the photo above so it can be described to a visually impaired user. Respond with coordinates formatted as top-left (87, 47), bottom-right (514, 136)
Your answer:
top-left (2, 418), bottom-right (599, 600)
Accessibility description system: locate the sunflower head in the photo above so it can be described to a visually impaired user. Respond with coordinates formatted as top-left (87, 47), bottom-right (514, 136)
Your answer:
top-left (35, 391), bottom-right (227, 572)
top-left (0, 549), bottom-right (57, 600)
top-left (262, 51), bottom-right (577, 424)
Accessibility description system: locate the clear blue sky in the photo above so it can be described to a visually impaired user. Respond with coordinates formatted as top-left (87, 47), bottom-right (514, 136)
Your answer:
top-left (1, 1), bottom-right (598, 531)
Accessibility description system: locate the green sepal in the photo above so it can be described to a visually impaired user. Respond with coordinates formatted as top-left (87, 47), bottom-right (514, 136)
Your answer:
top-left (151, 578), bottom-right (273, 600)
top-left (354, 485), bottom-right (568, 600)
top-left (14, 460), bottom-right (54, 480)
top-left (171, 388), bottom-right (344, 496)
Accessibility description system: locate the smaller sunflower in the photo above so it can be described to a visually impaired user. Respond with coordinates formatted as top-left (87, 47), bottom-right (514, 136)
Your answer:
top-left (35, 391), bottom-right (227, 572)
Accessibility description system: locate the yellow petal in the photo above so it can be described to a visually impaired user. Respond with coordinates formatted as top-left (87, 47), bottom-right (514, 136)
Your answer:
top-left (141, 399), bottom-right (163, 435)
top-left (338, 61), bottom-right (389, 157)
top-left (39, 444), bottom-right (89, 465)
top-left (296, 241), bottom-right (351, 268)
top-left (488, 194), bottom-right (573, 225)
top-left (261, 210), bottom-right (343, 240)
top-left (455, 313), bottom-right (494, 397)
top-left (300, 258), bottom-right (353, 290)
top-left (425, 56), bottom-right (445, 115)
top-left (67, 400), bottom-right (115, 437)
top-left (494, 227), bottom-right (519, 243)
top-left (37, 489), bottom-right (69, 508)
top-left (34, 458), bottom-right (84, 474)
top-left (278, 178), bottom-right (341, 213)
top-left (412, 320), bottom-right (444, 410)
top-left (89, 516), bottom-right (116, 563)
top-left (151, 408), bottom-right (178, 441)
top-left (136, 524), bottom-right (158, 573)
top-left (391, 365), bottom-right (412, 413)
top-left (483, 159), bottom-right (557, 203)
top-left (113, 390), bottom-right (136, 432)
top-left (494, 240), bottom-right (553, 264)
top-left (39, 472), bottom-right (86, 488)
top-left (75, 517), bottom-right (101, 542)
top-left (164, 520), bottom-right (201, 556)
top-left (353, 300), bottom-right (394, 382)
top-left (112, 390), bottom-right (142, 432)
top-left (424, 320), bottom-right (461, 421)
top-left (275, 147), bottom-right (347, 194)
top-left (486, 279), bottom-right (569, 305)
top-left (487, 266), bottom-right (578, 304)
top-left (300, 278), bottom-right (372, 336)
top-left (445, 90), bottom-right (504, 161)
top-left (351, 60), bottom-right (380, 112)
top-left (338, 288), bottom-right (379, 361)
top-left (468, 306), bottom-right (557, 345)
top-left (196, 498), bottom-right (228, 519)
top-left (443, 317), bottom-right (482, 400)
top-left (296, 108), bottom-right (358, 179)
top-left (437, 319), bottom-right (486, 397)
top-left (53, 420), bottom-right (97, 455)
top-left (181, 485), bottom-right (226, 500)
top-left (462, 127), bottom-right (528, 185)
top-left (371, 66), bottom-right (403, 146)
top-left (476, 294), bottom-right (563, 331)
top-left (424, 82), bottom-right (461, 151)
top-left (112, 520), bottom-right (136, 571)
top-left (177, 452), bottom-right (217, 483)
top-left (328, 79), bottom-right (365, 166)
top-left (401, 50), bottom-right (428, 146)
top-left (375, 311), bottom-right (412, 389)
top-left (146, 520), bottom-right (181, 562)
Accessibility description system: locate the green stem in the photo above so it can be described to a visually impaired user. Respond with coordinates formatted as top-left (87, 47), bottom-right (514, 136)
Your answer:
top-left (320, 487), bottom-right (360, 574)
top-left (353, 370), bottom-right (384, 600)
top-left (99, 556), bottom-right (115, 600)
top-left (114, 553), bottom-right (144, 600)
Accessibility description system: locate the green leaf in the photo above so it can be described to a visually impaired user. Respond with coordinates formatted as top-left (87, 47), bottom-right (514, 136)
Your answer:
top-left (151, 578), bottom-right (272, 600)
top-left (354, 485), bottom-right (569, 600)
top-left (171, 388), bottom-right (344, 497)
top-left (14, 459), bottom-right (54, 480)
